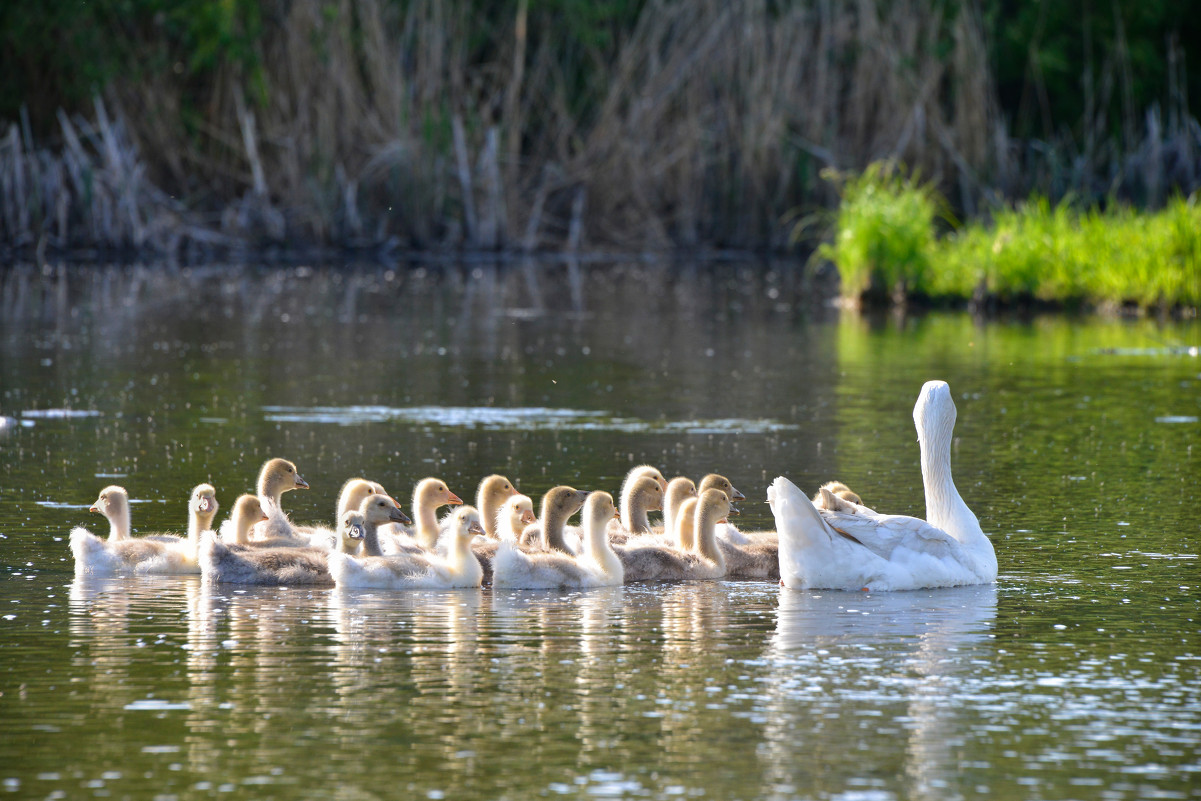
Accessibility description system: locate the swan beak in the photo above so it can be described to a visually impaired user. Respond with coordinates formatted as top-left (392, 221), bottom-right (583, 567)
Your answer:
top-left (730, 486), bottom-right (746, 502)
top-left (468, 520), bottom-right (485, 537)
top-left (389, 506), bottom-right (413, 526)
top-left (294, 473), bottom-right (310, 490)
top-left (446, 491), bottom-right (464, 506)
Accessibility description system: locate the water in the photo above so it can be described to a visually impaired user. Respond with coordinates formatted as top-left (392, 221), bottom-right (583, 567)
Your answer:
top-left (0, 261), bottom-right (1198, 800)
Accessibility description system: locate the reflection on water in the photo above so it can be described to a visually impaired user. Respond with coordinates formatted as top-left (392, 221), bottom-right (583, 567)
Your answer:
top-left (1, 262), bottom-right (1198, 800)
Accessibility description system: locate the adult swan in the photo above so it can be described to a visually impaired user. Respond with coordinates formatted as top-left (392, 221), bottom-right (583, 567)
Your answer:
top-left (768, 380), bottom-right (997, 591)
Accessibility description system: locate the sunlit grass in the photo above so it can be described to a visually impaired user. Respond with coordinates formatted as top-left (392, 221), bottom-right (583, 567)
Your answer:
top-left (821, 162), bottom-right (1201, 310)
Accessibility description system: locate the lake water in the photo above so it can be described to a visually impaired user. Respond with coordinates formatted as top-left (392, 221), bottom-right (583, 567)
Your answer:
top-left (0, 261), bottom-right (1198, 800)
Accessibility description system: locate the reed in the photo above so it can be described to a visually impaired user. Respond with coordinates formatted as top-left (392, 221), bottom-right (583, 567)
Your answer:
top-left (1, 0), bottom-right (1199, 257)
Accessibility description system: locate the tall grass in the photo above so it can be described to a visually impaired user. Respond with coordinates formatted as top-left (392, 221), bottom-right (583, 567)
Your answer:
top-left (821, 162), bottom-right (1201, 310)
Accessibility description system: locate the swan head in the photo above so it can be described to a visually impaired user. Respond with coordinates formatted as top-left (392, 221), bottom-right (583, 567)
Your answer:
top-left (257, 458), bottom-right (310, 500)
top-left (415, 477), bottom-right (464, 510)
top-left (359, 493), bottom-right (412, 526)
top-left (449, 506), bottom-right (486, 539)
top-left (89, 485), bottom-right (129, 520)
top-left (914, 380), bottom-right (956, 448)
top-left (699, 473), bottom-right (745, 502)
top-left (626, 465), bottom-right (668, 493)
top-left (191, 484), bottom-right (219, 525)
top-left (629, 476), bottom-right (665, 512)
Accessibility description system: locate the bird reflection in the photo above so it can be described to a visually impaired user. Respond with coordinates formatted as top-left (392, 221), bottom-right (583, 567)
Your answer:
top-left (761, 585), bottom-right (998, 799)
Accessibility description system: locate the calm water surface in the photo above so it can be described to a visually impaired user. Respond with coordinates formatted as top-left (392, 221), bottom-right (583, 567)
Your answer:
top-left (0, 262), bottom-right (1197, 800)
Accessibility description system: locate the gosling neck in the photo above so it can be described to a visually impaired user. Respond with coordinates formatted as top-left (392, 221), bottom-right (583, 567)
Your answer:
top-left (187, 509), bottom-right (215, 546)
top-left (695, 508), bottom-right (726, 571)
top-left (360, 521), bottom-right (385, 558)
top-left (448, 530), bottom-right (483, 584)
top-left (107, 506), bottom-right (131, 542)
top-left (584, 512), bottom-right (622, 578)
top-left (542, 508), bottom-right (572, 554)
top-left (414, 500), bottom-right (441, 550)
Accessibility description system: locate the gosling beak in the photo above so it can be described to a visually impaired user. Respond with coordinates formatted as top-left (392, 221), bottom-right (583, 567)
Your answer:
top-left (197, 497), bottom-right (215, 514)
top-left (730, 486), bottom-right (746, 502)
top-left (89, 504), bottom-right (99, 514)
top-left (348, 524), bottom-right (365, 540)
top-left (389, 506), bottom-right (413, 526)
top-left (522, 510), bottom-right (537, 526)
top-left (468, 520), bottom-right (485, 537)
top-left (294, 473), bottom-right (310, 490)
top-left (728, 505), bottom-right (741, 517)
top-left (446, 491), bottom-right (464, 506)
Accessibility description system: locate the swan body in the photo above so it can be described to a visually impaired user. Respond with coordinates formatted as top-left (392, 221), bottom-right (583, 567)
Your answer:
top-left (70, 484), bottom-right (219, 575)
top-left (201, 493), bottom-right (406, 585)
top-left (617, 488), bottom-right (732, 582)
top-left (330, 506), bottom-right (486, 590)
top-left (769, 380), bottom-right (998, 591)
top-left (493, 492), bottom-right (624, 589)
top-left (476, 475), bottom-right (519, 539)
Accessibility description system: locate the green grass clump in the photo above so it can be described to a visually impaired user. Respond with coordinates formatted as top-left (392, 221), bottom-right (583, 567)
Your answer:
top-left (819, 161), bottom-right (1201, 309)
top-left (930, 194), bottom-right (1201, 308)
top-left (816, 162), bottom-right (945, 301)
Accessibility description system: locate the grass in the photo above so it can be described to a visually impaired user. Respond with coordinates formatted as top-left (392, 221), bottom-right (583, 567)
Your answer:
top-left (822, 163), bottom-right (1201, 311)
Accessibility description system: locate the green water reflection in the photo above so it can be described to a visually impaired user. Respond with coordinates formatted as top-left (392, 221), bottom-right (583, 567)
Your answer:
top-left (0, 262), bottom-right (1198, 800)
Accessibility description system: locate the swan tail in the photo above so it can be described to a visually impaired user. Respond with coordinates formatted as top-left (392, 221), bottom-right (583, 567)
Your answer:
top-left (768, 476), bottom-right (840, 588)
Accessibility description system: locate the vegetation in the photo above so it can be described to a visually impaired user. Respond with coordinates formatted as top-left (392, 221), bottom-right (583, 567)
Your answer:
top-left (0, 0), bottom-right (1199, 274)
top-left (818, 163), bottom-right (1201, 311)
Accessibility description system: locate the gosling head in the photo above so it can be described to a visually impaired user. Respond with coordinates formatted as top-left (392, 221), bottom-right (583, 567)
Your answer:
top-left (699, 487), bottom-right (737, 524)
top-left (449, 506), bottom-right (486, 539)
top-left (359, 493), bottom-right (412, 526)
top-left (542, 486), bottom-right (591, 521)
top-left (414, 477), bottom-right (464, 510)
top-left (257, 458), bottom-right (310, 500)
top-left (699, 473), bottom-right (745, 503)
top-left (584, 491), bottom-right (619, 528)
top-left (629, 476), bottom-right (665, 512)
top-left (89, 485), bottom-right (129, 521)
top-left (339, 510), bottom-right (366, 542)
top-left (190, 484), bottom-right (219, 526)
top-left (500, 494), bottom-right (537, 532)
top-left (627, 465), bottom-right (668, 493)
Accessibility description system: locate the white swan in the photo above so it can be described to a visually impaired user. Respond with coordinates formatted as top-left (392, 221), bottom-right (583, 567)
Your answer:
top-left (475, 474), bottom-right (520, 538)
top-left (617, 488), bottom-right (733, 582)
top-left (768, 380), bottom-right (998, 591)
top-left (70, 484), bottom-right (219, 575)
top-left (329, 506), bottom-right (486, 590)
top-left (201, 493), bottom-right (408, 585)
top-left (493, 491), bottom-right (624, 589)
